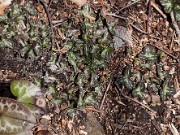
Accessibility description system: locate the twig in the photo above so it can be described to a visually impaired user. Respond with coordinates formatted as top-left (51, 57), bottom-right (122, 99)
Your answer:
top-left (146, 0), bottom-right (152, 33)
top-left (99, 77), bottom-right (113, 110)
top-left (124, 95), bottom-right (157, 116)
top-left (151, 1), bottom-right (166, 18)
top-left (170, 12), bottom-right (180, 45)
top-left (48, 0), bottom-right (53, 9)
top-left (38, 0), bottom-right (55, 48)
top-left (106, 13), bottom-right (129, 21)
top-left (170, 31), bottom-right (175, 50)
top-left (151, 119), bottom-right (162, 134)
top-left (53, 21), bottom-right (66, 28)
top-left (115, 0), bottom-right (141, 14)
top-left (131, 24), bottom-right (147, 34)
top-left (131, 23), bottom-right (161, 40)
top-left (106, 12), bottom-right (160, 40)
top-left (168, 123), bottom-right (179, 135)
top-left (149, 44), bottom-right (180, 63)
top-left (114, 82), bottom-right (157, 116)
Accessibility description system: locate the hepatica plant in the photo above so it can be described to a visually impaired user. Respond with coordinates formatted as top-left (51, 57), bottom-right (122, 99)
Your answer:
top-left (0, 2), bottom-right (51, 58)
top-left (118, 46), bottom-right (175, 101)
top-left (45, 5), bottom-right (114, 115)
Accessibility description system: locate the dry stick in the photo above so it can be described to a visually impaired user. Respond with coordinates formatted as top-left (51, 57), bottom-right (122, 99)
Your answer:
top-left (170, 31), bottom-right (175, 50)
top-left (114, 82), bottom-right (157, 116)
top-left (48, 0), bottom-right (53, 9)
top-left (106, 13), bottom-right (160, 40)
top-left (38, 0), bottom-right (55, 49)
top-left (151, 1), bottom-right (166, 18)
top-left (151, 2), bottom-right (180, 43)
top-left (124, 95), bottom-right (157, 115)
top-left (131, 24), bottom-right (160, 40)
top-left (106, 13), bottom-right (129, 21)
top-left (131, 25), bottom-right (179, 62)
top-left (99, 77), bottom-right (113, 110)
top-left (130, 24), bottom-right (179, 62)
top-left (150, 44), bottom-right (180, 63)
top-left (146, 0), bottom-right (152, 33)
top-left (115, 0), bottom-right (141, 14)
top-left (170, 12), bottom-right (180, 45)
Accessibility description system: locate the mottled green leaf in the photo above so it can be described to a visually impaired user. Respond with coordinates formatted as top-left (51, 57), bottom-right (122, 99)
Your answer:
top-left (0, 97), bottom-right (36, 134)
top-left (160, 78), bottom-right (175, 100)
top-left (10, 80), bottom-right (41, 104)
top-left (101, 47), bottom-right (113, 58)
top-left (0, 39), bottom-right (13, 48)
top-left (160, 0), bottom-right (173, 13)
top-left (120, 67), bottom-right (133, 90)
top-left (67, 51), bottom-right (78, 71)
top-left (132, 83), bottom-right (145, 98)
top-left (139, 47), bottom-right (158, 62)
top-left (159, 0), bottom-right (180, 20)
top-left (157, 63), bottom-right (168, 80)
top-left (84, 93), bottom-right (97, 106)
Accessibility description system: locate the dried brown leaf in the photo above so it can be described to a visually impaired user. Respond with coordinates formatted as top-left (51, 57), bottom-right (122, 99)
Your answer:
top-left (0, 0), bottom-right (12, 14)
top-left (70, 0), bottom-right (87, 7)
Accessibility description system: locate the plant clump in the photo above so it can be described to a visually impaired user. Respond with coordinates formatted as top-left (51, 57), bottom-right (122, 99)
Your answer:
top-left (117, 46), bottom-right (175, 101)
top-left (0, 1), bottom-right (51, 58)
top-left (44, 5), bottom-right (114, 116)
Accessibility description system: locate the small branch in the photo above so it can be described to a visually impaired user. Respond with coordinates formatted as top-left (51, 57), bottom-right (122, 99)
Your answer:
top-left (114, 82), bottom-right (157, 116)
top-left (170, 31), bottom-right (175, 50)
top-left (131, 24), bottom-right (161, 40)
top-left (151, 1), bottom-right (166, 18)
top-left (38, 0), bottom-right (55, 48)
top-left (115, 0), bottom-right (141, 14)
top-left (146, 0), bottom-right (152, 33)
top-left (170, 12), bottom-right (180, 45)
top-left (150, 44), bottom-right (179, 63)
top-left (124, 95), bottom-right (157, 116)
top-left (99, 77), bottom-right (113, 110)
top-left (106, 13), bottom-right (129, 21)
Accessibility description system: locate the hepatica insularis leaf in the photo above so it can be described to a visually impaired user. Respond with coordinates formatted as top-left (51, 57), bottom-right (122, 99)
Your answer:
top-left (0, 97), bottom-right (36, 134)
top-left (10, 80), bottom-right (41, 104)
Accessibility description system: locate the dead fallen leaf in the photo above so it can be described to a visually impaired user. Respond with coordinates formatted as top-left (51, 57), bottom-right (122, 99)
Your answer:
top-left (85, 111), bottom-right (105, 135)
top-left (173, 76), bottom-right (180, 92)
top-left (0, 0), bottom-right (12, 14)
top-left (174, 90), bottom-right (180, 99)
top-left (57, 29), bottom-right (66, 40)
top-left (114, 26), bottom-right (133, 49)
top-left (83, 12), bottom-right (95, 22)
top-left (168, 123), bottom-right (179, 135)
top-left (70, 0), bottom-right (87, 7)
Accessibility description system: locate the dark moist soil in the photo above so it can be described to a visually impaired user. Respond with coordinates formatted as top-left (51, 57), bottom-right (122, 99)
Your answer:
top-left (99, 88), bottom-right (165, 135)
top-left (0, 0), bottom-right (179, 135)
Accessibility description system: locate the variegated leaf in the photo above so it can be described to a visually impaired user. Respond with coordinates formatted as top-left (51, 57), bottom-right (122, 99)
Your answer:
top-left (0, 97), bottom-right (36, 134)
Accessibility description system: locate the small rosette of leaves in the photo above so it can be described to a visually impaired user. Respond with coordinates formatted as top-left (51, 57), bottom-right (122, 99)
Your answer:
top-left (0, 2), bottom-right (51, 58)
top-left (118, 46), bottom-right (175, 100)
